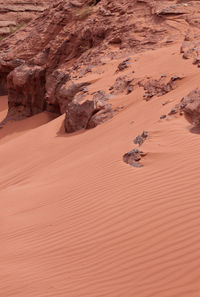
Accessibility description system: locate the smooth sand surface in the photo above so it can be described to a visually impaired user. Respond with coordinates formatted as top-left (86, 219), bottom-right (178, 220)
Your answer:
top-left (1, 44), bottom-right (200, 297)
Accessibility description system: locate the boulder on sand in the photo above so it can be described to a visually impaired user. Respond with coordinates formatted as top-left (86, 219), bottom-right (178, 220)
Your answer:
top-left (180, 88), bottom-right (200, 125)
top-left (64, 95), bottom-right (111, 133)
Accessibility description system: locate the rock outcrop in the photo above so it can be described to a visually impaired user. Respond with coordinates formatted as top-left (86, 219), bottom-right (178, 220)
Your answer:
top-left (180, 88), bottom-right (200, 126)
top-left (140, 76), bottom-right (182, 101)
top-left (1, 0), bottom-right (200, 131)
top-left (7, 64), bottom-right (46, 120)
top-left (110, 75), bottom-right (134, 95)
top-left (65, 91), bottom-right (111, 133)
top-left (179, 1), bottom-right (200, 64)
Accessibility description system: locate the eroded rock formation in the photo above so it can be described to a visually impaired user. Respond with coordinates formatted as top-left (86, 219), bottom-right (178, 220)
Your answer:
top-left (7, 64), bottom-right (46, 120)
top-left (1, 0), bottom-right (200, 131)
top-left (180, 88), bottom-right (200, 126)
top-left (140, 76), bottom-right (182, 101)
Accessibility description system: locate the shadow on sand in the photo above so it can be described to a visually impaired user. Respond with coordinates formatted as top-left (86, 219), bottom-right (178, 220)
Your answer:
top-left (189, 125), bottom-right (200, 135)
top-left (0, 97), bottom-right (58, 143)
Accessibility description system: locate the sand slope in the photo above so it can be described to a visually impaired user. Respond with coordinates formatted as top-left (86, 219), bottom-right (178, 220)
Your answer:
top-left (1, 44), bottom-right (200, 297)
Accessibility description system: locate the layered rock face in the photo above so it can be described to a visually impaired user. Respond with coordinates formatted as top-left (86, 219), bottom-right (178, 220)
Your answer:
top-left (1, 0), bottom-right (200, 131)
top-left (0, 0), bottom-right (51, 38)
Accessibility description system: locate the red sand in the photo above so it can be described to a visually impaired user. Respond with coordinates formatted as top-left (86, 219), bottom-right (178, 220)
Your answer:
top-left (1, 44), bottom-right (200, 297)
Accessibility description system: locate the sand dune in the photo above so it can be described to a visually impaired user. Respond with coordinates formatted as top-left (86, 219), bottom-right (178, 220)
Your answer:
top-left (1, 43), bottom-right (200, 297)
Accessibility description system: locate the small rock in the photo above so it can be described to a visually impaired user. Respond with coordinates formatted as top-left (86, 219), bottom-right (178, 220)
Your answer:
top-left (168, 107), bottom-right (177, 115)
top-left (141, 131), bottom-right (148, 139)
top-left (117, 58), bottom-right (131, 72)
top-left (134, 131), bottom-right (149, 146)
top-left (160, 114), bottom-right (167, 119)
top-left (123, 148), bottom-right (147, 167)
top-left (133, 131), bottom-right (149, 146)
top-left (143, 93), bottom-right (153, 101)
top-left (193, 58), bottom-right (200, 65)
top-left (127, 85), bottom-right (134, 94)
top-left (134, 135), bottom-right (144, 146)
top-left (171, 75), bottom-right (181, 81)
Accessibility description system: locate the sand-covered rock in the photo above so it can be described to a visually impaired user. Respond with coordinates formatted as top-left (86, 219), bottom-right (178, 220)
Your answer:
top-left (123, 148), bottom-right (147, 167)
top-left (141, 76), bottom-right (181, 101)
top-left (0, 0), bottom-right (195, 124)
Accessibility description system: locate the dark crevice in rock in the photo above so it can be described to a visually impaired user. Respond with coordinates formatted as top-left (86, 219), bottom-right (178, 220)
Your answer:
top-left (89, 0), bottom-right (102, 6)
top-left (0, 79), bottom-right (7, 95)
